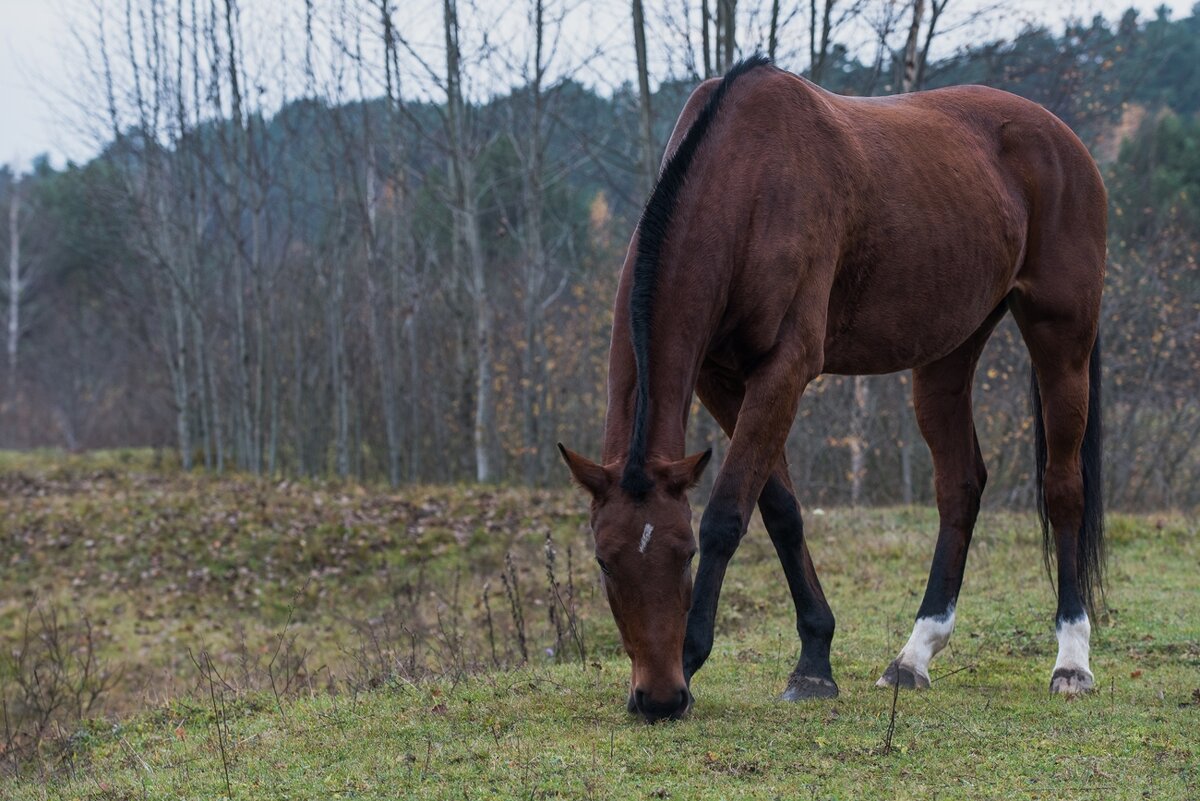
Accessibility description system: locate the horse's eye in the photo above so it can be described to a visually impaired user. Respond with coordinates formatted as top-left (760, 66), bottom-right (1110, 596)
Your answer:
top-left (596, 558), bottom-right (612, 576)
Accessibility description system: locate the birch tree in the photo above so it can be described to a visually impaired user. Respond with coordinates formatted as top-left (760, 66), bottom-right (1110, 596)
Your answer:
top-left (5, 178), bottom-right (21, 377)
top-left (443, 0), bottom-right (495, 482)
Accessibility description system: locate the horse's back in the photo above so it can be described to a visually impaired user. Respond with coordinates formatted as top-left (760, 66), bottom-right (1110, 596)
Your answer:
top-left (730, 73), bottom-right (1104, 373)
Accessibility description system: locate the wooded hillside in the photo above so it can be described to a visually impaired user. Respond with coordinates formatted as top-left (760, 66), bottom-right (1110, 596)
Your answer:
top-left (1, 2), bottom-right (1198, 508)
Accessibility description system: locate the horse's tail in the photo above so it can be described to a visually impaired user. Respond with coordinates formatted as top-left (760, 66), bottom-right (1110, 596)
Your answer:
top-left (1030, 333), bottom-right (1105, 619)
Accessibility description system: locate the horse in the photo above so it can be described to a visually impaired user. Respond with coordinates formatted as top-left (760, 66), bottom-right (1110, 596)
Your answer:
top-left (558, 55), bottom-right (1106, 723)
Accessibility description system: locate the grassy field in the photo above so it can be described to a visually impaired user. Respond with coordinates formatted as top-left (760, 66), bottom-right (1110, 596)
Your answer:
top-left (1, 451), bottom-right (1197, 799)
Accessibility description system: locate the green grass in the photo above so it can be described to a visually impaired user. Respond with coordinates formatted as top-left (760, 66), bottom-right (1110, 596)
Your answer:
top-left (1, 451), bottom-right (1198, 799)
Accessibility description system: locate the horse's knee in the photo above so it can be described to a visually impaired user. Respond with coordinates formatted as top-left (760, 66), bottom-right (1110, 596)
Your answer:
top-left (698, 504), bottom-right (744, 560)
top-left (759, 480), bottom-right (803, 548)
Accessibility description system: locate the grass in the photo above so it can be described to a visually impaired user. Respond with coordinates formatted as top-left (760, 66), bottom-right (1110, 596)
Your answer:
top-left (1, 450), bottom-right (1198, 799)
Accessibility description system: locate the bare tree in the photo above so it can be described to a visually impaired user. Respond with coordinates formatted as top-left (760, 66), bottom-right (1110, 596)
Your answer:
top-left (5, 179), bottom-right (20, 376)
top-left (848, 375), bottom-right (869, 504)
top-left (809, 0), bottom-right (835, 82)
top-left (716, 0), bottom-right (737, 71)
top-left (632, 0), bottom-right (656, 197)
top-left (377, 0), bottom-right (419, 485)
top-left (768, 0), bottom-right (782, 60)
top-left (517, 0), bottom-right (550, 483)
top-left (915, 0), bottom-right (950, 90)
top-left (901, 0), bottom-right (926, 92)
top-left (444, 0), bottom-right (495, 482)
top-left (701, 0), bottom-right (714, 76)
top-left (807, 1), bottom-right (870, 84)
top-left (861, 0), bottom-right (904, 94)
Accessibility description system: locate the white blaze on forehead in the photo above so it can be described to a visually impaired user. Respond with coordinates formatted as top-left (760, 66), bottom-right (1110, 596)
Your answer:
top-left (638, 523), bottom-right (653, 554)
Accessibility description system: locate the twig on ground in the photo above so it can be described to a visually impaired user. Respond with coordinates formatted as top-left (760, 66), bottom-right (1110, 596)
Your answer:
top-left (883, 675), bottom-right (900, 756)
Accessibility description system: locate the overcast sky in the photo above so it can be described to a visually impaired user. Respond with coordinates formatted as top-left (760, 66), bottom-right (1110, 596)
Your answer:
top-left (1, 0), bottom-right (1195, 172)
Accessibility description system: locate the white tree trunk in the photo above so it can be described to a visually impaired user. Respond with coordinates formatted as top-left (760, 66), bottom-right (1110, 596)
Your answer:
top-left (900, 377), bottom-right (914, 504)
top-left (849, 375), bottom-right (870, 505)
top-left (171, 280), bottom-right (192, 469)
top-left (329, 255), bottom-right (350, 479)
top-left (464, 194), bottom-right (493, 483)
top-left (363, 157), bottom-right (403, 486)
top-left (445, 0), bottom-right (493, 482)
top-left (7, 184), bottom-right (20, 376)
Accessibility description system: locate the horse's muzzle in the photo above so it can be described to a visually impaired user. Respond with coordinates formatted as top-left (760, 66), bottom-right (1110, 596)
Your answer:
top-left (633, 687), bottom-right (691, 723)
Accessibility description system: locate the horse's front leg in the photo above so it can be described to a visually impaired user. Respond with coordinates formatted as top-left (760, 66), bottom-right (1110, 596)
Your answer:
top-left (683, 347), bottom-right (819, 684)
top-left (694, 369), bottom-right (838, 699)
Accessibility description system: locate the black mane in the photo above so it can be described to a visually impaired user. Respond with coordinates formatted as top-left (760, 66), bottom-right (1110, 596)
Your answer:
top-left (620, 54), bottom-right (772, 499)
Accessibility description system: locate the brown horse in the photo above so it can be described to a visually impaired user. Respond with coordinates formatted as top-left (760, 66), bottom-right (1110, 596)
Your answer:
top-left (559, 55), bottom-right (1105, 723)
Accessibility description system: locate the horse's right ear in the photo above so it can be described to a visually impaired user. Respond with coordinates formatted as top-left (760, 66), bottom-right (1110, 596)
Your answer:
top-left (557, 443), bottom-right (609, 497)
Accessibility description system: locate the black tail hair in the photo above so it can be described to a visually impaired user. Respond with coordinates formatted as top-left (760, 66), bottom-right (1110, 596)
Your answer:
top-left (1031, 334), bottom-right (1105, 619)
top-left (620, 53), bottom-right (773, 499)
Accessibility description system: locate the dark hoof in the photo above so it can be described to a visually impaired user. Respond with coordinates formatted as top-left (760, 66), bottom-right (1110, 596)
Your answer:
top-left (780, 674), bottom-right (839, 701)
top-left (876, 660), bottom-right (930, 690)
top-left (1050, 668), bottom-right (1095, 697)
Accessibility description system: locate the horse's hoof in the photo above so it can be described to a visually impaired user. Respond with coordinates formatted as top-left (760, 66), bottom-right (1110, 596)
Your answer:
top-left (1050, 668), bottom-right (1095, 697)
top-left (781, 674), bottom-right (839, 701)
top-left (875, 660), bottom-right (930, 690)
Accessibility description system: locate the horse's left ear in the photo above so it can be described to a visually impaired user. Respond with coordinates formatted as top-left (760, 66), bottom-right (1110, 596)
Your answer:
top-left (557, 443), bottom-right (610, 497)
top-left (659, 448), bottom-right (713, 495)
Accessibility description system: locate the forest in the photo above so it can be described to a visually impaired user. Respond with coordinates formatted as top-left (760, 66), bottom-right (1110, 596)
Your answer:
top-left (2, 1), bottom-right (1199, 508)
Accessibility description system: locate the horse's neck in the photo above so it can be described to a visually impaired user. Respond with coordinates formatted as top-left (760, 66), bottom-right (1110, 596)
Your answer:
top-left (600, 294), bottom-right (697, 468)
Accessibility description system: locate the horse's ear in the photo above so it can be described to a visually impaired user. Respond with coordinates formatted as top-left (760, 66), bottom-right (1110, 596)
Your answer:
top-left (557, 443), bottom-right (609, 497)
top-left (659, 448), bottom-right (713, 495)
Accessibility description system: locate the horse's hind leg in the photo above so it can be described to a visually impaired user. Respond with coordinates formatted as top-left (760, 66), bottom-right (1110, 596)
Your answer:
top-left (1007, 132), bottom-right (1106, 696)
top-left (694, 368), bottom-right (837, 699)
top-left (1011, 295), bottom-right (1102, 696)
top-left (878, 306), bottom-right (1005, 690)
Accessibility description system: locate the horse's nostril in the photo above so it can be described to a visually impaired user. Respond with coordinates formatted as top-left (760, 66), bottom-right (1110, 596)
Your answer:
top-left (634, 687), bottom-right (690, 721)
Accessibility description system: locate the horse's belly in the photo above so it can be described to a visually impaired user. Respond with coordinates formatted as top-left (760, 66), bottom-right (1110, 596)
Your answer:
top-left (821, 310), bottom-right (992, 375)
top-left (820, 256), bottom-right (1016, 375)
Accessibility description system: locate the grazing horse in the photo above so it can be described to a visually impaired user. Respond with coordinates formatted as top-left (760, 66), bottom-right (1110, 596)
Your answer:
top-left (559, 55), bottom-right (1105, 723)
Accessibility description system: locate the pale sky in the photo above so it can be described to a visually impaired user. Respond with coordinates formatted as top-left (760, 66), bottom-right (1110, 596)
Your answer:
top-left (1, 0), bottom-right (1195, 172)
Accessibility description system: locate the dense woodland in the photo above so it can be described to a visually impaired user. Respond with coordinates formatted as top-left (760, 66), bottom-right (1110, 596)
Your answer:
top-left (0, 1), bottom-right (1198, 508)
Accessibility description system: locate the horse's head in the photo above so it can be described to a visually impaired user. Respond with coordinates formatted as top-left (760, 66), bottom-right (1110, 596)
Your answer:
top-left (557, 443), bottom-right (711, 723)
